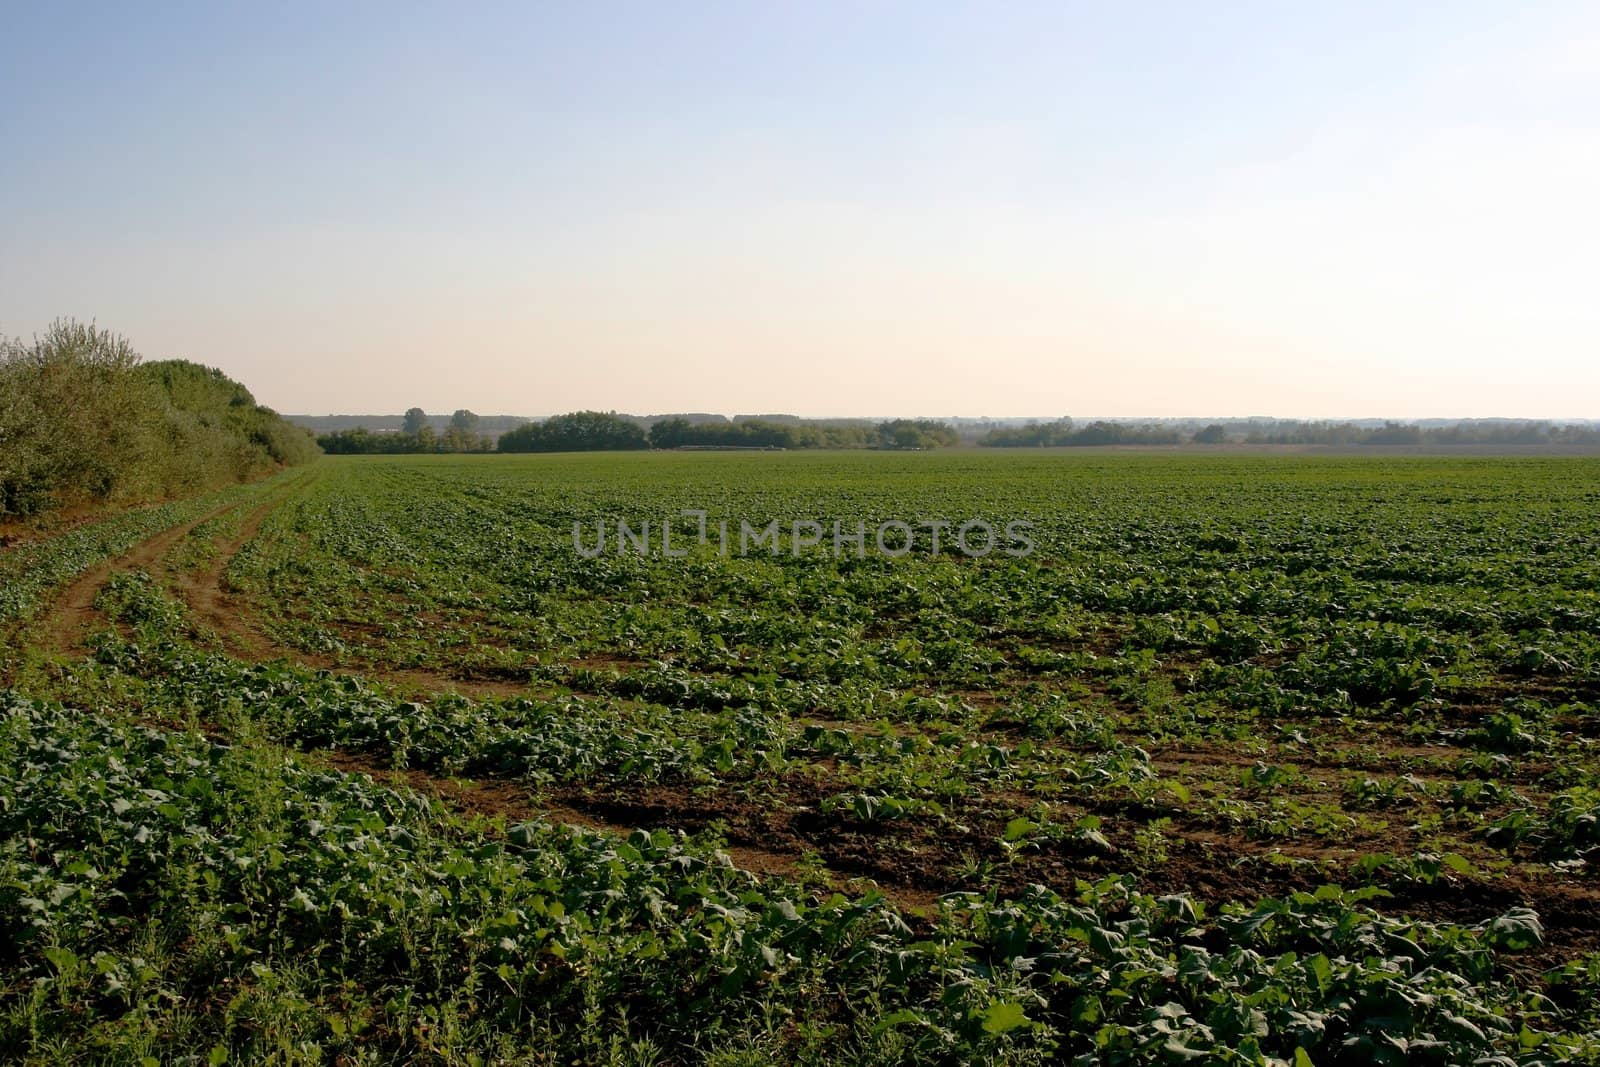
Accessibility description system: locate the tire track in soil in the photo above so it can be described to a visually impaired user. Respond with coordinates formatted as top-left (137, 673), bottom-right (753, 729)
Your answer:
top-left (48, 481), bottom-right (835, 894)
top-left (169, 495), bottom-right (286, 663)
top-left (42, 497), bottom-right (260, 656)
top-left (57, 494), bottom-right (993, 908)
top-left (170, 485), bottom-right (533, 701)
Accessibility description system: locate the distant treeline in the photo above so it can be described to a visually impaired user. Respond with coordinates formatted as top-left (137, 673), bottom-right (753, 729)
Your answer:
top-left (322, 411), bottom-right (963, 453)
top-left (317, 409), bottom-right (1600, 456)
top-left (978, 418), bottom-right (1600, 448)
top-left (317, 428), bottom-right (497, 454)
top-left (0, 320), bottom-right (319, 520)
top-left (292, 412), bottom-right (531, 436)
top-left (980, 421), bottom-right (1184, 447)
top-left (644, 416), bottom-right (957, 451)
top-left (499, 412), bottom-right (649, 452)
top-left (318, 409), bottom-right (496, 455)
top-left (499, 413), bottom-right (958, 452)
top-left (1226, 419), bottom-right (1600, 446)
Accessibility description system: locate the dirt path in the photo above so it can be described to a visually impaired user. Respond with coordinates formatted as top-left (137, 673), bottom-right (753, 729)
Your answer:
top-left (177, 559), bottom-right (536, 701)
top-left (162, 521), bottom-right (925, 898)
top-left (147, 480), bottom-right (533, 700)
top-left (170, 493), bottom-right (285, 660)
top-left (42, 497), bottom-right (257, 655)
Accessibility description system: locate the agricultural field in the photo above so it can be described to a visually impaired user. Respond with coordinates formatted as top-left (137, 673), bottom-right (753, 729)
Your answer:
top-left (4, 451), bottom-right (1600, 1065)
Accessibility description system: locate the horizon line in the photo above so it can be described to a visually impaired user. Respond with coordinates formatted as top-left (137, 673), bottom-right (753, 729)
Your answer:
top-left (286, 412), bottom-right (1600, 424)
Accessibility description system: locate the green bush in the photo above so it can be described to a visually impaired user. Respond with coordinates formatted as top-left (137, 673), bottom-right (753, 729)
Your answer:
top-left (0, 319), bottom-right (317, 519)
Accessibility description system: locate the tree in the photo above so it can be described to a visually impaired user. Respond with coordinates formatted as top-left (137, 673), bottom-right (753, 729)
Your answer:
top-left (498, 411), bottom-right (648, 453)
top-left (1192, 424), bottom-right (1228, 444)
top-left (874, 419), bottom-right (960, 449)
top-left (648, 417), bottom-right (696, 449)
top-left (1, 321), bottom-right (150, 511)
top-left (403, 407), bottom-right (428, 435)
top-left (648, 417), bottom-right (805, 449)
top-left (450, 409), bottom-right (479, 432)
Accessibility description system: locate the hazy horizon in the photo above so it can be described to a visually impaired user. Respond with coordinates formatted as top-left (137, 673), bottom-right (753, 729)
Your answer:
top-left (286, 411), bottom-right (1600, 426)
top-left (5, 2), bottom-right (1598, 418)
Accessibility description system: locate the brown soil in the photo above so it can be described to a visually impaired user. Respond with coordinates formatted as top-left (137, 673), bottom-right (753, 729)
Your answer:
top-left (520, 771), bottom-right (1600, 970)
top-left (164, 489), bottom-right (538, 701)
top-left (289, 734), bottom-right (1600, 968)
top-left (171, 493), bottom-right (289, 659)
top-left (568, 655), bottom-right (651, 672)
top-left (41, 498), bottom-right (252, 655)
top-left (28, 497), bottom-right (844, 892)
top-left (313, 747), bottom-right (826, 896)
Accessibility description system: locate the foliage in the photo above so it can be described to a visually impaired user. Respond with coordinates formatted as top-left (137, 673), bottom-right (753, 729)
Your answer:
top-left (873, 419), bottom-right (960, 449)
top-left (318, 425), bottom-right (495, 454)
top-left (499, 411), bottom-right (649, 453)
top-left (2, 694), bottom-right (1594, 1063)
top-left (0, 321), bottom-right (317, 519)
top-left (645, 417), bottom-right (960, 450)
top-left (980, 420), bottom-right (1182, 447)
top-left (645, 417), bottom-right (960, 451)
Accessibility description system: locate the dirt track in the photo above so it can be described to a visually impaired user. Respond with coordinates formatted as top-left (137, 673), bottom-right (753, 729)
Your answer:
top-left (38, 473), bottom-right (532, 700)
top-left (42, 497), bottom-right (251, 655)
top-left (169, 492), bottom-right (284, 660)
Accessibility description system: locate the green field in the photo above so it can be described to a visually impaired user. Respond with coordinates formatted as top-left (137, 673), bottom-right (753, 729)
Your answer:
top-left (4, 452), bottom-right (1600, 1064)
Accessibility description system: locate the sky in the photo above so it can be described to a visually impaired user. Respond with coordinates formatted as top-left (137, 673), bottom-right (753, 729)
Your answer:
top-left (3, 1), bottom-right (1598, 419)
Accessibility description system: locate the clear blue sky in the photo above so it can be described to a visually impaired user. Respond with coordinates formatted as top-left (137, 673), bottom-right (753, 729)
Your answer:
top-left (4, 2), bottom-right (1597, 417)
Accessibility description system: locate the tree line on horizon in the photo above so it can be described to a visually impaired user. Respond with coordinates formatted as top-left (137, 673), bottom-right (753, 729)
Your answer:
top-left (318, 412), bottom-right (962, 453)
top-left (318, 408), bottom-right (1600, 455)
top-left (314, 408), bottom-right (500, 454)
top-left (0, 321), bottom-right (318, 521)
top-left (978, 418), bottom-right (1600, 448)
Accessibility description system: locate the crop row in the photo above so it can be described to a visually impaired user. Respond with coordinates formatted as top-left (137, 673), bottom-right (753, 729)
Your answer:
top-left (5, 692), bottom-right (1596, 1064)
